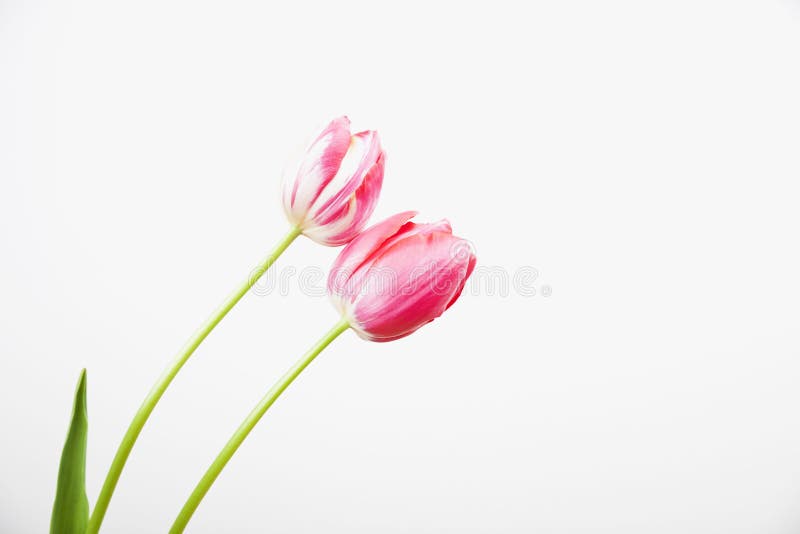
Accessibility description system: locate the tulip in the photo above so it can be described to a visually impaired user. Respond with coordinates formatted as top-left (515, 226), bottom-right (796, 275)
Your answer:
top-left (283, 116), bottom-right (385, 246)
top-left (170, 212), bottom-right (476, 532)
top-left (329, 211), bottom-right (477, 341)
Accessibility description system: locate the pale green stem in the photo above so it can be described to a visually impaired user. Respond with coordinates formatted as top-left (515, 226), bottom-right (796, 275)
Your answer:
top-left (169, 318), bottom-right (351, 533)
top-left (87, 226), bottom-right (302, 534)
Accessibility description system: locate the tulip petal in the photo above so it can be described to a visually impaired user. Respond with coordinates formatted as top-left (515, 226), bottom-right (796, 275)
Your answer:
top-left (378, 218), bottom-right (452, 253)
top-left (327, 210), bottom-right (417, 298)
top-left (445, 246), bottom-right (477, 310)
top-left (352, 232), bottom-right (472, 341)
top-left (284, 116), bottom-right (352, 223)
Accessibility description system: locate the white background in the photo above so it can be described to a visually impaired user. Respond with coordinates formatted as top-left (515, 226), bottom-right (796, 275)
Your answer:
top-left (3, 1), bottom-right (800, 532)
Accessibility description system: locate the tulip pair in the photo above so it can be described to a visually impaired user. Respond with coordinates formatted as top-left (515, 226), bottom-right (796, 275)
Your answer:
top-left (284, 117), bottom-right (476, 342)
top-left (59, 117), bottom-right (475, 534)
top-left (171, 118), bottom-right (476, 531)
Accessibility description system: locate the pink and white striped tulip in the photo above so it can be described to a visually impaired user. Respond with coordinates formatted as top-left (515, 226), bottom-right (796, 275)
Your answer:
top-left (282, 116), bottom-right (385, 246)
top-left (328, 211), bottom-right (477, 342)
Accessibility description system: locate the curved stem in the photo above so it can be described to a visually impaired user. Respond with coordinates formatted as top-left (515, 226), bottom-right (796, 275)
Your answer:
top-left (169, 318), bottom-right (351, 533)
top-left (87, 226), bottom-right (302, 534)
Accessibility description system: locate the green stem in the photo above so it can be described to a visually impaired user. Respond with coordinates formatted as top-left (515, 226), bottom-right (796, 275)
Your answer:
top-left (87, 226), bottom-right (302, 534)
top-left (169, 318), bottom-right (351, 533)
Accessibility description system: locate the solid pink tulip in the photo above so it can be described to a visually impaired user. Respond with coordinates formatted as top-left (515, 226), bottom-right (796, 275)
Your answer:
top-left (282, 116), bottom-right (385, 246)
top-left (328, 211), bottom-right (477, 342)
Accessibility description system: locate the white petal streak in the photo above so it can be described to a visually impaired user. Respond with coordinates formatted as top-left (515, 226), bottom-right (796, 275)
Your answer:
top-left (304, 195), bottom-right (358, 245)
top-left (290, 131), bottom-right (339, 219)
top-left (308, 133), bottom-right (372, 217)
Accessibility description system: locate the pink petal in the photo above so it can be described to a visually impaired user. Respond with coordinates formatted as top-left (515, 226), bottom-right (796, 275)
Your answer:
top-left (344, 220), bottom-right (454, 304)
top-left (445, 242), bottom-right (477, 310)
top-left (327, 211), bottom-right (416, 297)
top-left (378, 218), bottom-right (452, 252)
top-left (352, 231), bottom-right (471, 341)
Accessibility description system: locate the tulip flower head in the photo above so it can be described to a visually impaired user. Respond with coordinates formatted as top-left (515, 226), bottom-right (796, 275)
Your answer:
top-left (283, 116), bottom-right (385, 246)
top-left (328, 211), bottom-right (477, 342)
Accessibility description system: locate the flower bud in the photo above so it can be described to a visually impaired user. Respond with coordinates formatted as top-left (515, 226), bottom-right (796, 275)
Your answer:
top-left (328, 211), bottom-right (476, 342)
top-left (282, 116), bottom-right (385, 246)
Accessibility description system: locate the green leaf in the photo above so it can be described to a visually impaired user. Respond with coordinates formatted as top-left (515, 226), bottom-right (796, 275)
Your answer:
top-left (50, 369), bottom-right (89, 534)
